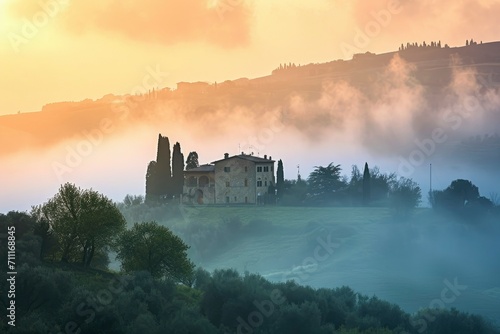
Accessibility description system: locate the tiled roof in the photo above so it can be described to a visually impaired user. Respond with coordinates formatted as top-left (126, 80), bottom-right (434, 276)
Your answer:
top-left (184, 164), bottom-right (215, 173)
top-left (212, 154), bottom-right (275, 164)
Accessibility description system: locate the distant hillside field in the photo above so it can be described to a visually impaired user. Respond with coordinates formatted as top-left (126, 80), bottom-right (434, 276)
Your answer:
top-left (117, 205), bottom-right (500, 326)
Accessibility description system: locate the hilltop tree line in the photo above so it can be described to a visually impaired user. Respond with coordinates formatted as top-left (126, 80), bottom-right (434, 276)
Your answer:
top-left (275, 161), bottom-right (421, 216)
top-left (399, 39), bottom-right (483, 52)
top-left (399, 40), bottom-right (448, 51)
top-left (430, 179), bottom-right (499, 222)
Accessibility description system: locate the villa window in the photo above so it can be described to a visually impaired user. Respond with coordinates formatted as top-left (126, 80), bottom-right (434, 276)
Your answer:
top-left (244, 179), bottom-right (248, 187)
top-left (264, 166), bottom-right (269, 172)
top-left (257, 166), bottom-right (262, 172)
top-left (257, 181), bottom-right (262, 187)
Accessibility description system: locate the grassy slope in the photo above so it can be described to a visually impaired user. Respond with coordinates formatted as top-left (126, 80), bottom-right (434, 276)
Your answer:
top-left (150, 205), bottom-right (500, 326)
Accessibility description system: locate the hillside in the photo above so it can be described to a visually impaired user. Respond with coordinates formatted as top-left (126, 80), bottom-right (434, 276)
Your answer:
top-left (2, 42), bottom-right (500, 158)
top-left (116, 205), bottom-right (500, 327)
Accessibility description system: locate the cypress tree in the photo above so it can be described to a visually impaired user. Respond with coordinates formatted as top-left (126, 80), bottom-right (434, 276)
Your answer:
top-left (156, 134), bottom-right (172, 197)
top-left (172, 142), bottom-right (185, 197)
top-left (277, 159), bottom-right (284, 199)
top-left (363, 162), bottom-right (371, 206)
top-left (145, 160), bottom-right (159, 201)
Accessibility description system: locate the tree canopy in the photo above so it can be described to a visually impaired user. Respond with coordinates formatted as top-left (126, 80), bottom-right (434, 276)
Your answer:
top-left (116, 221), bottom-right (194, 284)
top-left (186, 151), bottom-right (199, 170)
top-left (32, 183), bottom-right (126, 267)
top-left (307, 163), bottom-right (345, 203)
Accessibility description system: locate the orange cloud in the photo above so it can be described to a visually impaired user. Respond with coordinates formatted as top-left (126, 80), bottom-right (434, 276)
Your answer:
top-left (7, 0), bottom-right (254, 47)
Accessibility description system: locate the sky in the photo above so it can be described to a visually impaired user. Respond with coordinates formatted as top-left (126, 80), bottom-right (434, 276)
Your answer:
top-left (1, 0), bottom-right (500, 211)
top-left (1, 0), bottom-right (500, 114)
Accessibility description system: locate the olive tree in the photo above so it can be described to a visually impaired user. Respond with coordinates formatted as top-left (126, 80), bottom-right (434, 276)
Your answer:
top-left (33, 183), bottom-right (126, 267)
top-left (116, 221), bottom-right (194, 284)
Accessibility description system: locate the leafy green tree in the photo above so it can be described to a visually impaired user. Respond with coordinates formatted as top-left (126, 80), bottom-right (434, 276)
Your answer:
top-left (390, 177), bottom-right (421, 216)
top-left (369, 167), bottom-right (396, 206)
top-left (281, 178), bottom-right (308, 205)
top-left (307, 163), bottom-right (345, 203)
top-left (446, 179), bottom-right (479, 207)
top-left (186, 151), bottom-right (199, 170)
top-left (0, 211), bottom-right (36, 238)
top-left (116, 221), bottom-right (194, 284)
top-left (172, 142), bottom-right (185, 197)
top-left (277, 159), bottom-right (285, 199)
top-left (34, 183), bottom-right (126, 267)
top-left (31, 206), bottom-right (58, 261)
top-left (123, 194), bottom-right (144, 207)
top-left (362, 162), bottom-right (371, 206)
top-left (346, 165), bottom-right (362, 205)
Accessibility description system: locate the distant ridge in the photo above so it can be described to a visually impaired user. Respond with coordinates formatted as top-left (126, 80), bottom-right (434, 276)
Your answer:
top-left (1, 41), bottom-right (500, 157)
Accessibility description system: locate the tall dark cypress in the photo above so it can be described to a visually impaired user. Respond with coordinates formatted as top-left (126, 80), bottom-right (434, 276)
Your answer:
top-left (277, 159), bottom-right (284, 198)
top-left (363, 162), bottom-right (371, 206)
top-left (156, 134), bottom-right (172, 197)
top-left (172, 142), bottom-right (185, 197)
top-left (145, 160), bottom-right (159, 201)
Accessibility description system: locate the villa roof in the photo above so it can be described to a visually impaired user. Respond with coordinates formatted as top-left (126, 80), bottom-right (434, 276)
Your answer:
top-left (212, 154), bottom-right (275, 164)
top-left (184, 164), bottom-right (215, 173)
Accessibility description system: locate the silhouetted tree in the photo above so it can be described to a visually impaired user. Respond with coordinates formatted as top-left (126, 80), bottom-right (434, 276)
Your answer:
top-left (34, 183), bottom-right (126, 267)
top-left (446, 179), bottom-right (480, 207)
top-left (172, 142), bottom-right (185, 197)
top-left (156, 134), bottom-right (172, 197)
top-left (185, 151), bottom-right (199, 170)
top-left (362, 162), bottom-right (371, 206)
top-left (145, 160), bottom-right (159, 201)
top-left (308, 163), bottom-right (345, 204)
top-left (277, 159), bottom-right (284, 199)
top-left (123, 194), bottom-right (144, 207)
top-left (390, 177), bottom-right (421, 217)
top-left (117, 221), bottom-right (194, 284)
top-left (31, 206), bottom-right (58, 260)
top-left (367, 167), bottom-right (396, 206)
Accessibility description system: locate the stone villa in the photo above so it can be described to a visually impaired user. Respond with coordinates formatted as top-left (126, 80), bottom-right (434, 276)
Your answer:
top-left (183, 153), bottom-right (275, 204)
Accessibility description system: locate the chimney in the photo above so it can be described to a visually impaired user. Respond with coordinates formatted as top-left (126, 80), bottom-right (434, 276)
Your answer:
top-left (224, 153), bottom-right (229, 159)
top-left (264, 155), bottom-right (267, 159)
top-left (269, 156), bottom-right (272, 160)
top-left (241, 152), bottom-right (244, 155)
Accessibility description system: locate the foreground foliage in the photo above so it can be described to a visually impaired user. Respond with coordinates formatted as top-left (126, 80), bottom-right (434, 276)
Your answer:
top-left (32, 183), bottom-right (126, 267)
top-left (116, 221), bottom-right (195, 284)
top-left (1, 214), bottom-right (497, 334)
top-left (0, 260), bottom-right (497, 334)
